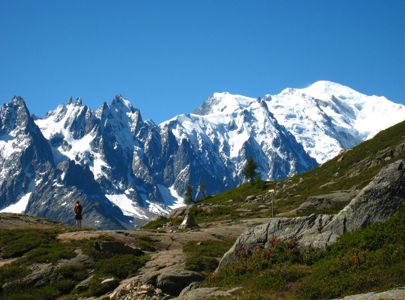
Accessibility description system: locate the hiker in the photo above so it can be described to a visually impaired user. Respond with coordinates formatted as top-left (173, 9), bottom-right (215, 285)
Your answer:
top-left (74, 201), bottom-right (83, 228)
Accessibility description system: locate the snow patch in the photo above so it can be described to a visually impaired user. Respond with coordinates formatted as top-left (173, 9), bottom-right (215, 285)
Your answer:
top-left (106, 194), bottom-right (148, 219)
top-left (146, 201), bottom-right (169, 215)
top-left (0, 192), bottom-right (32, 213)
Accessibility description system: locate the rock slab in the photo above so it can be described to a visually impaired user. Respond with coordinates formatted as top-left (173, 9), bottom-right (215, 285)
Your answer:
top-left (218, 160), bottom-right (405, 269)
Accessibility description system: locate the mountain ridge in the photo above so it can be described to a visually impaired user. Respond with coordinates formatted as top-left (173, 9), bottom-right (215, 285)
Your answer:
top-left (0, 81), bottom-right (404, 228)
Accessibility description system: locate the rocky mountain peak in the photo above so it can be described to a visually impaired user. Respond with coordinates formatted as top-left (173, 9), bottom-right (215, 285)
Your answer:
top-left (1, 81), bottom-right (404, 229)
top-left (75, 97), bottom-right (83, 106)
top-left (111, 95), bottom-right (136, 113)
top-left (0, 96), bottom-right (32, 134)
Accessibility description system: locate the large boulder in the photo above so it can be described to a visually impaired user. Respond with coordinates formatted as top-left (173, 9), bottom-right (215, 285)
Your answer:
top-left (218, 160), bottom-right (405, 269)
top-left (156, 271), bottom-right (204, 296)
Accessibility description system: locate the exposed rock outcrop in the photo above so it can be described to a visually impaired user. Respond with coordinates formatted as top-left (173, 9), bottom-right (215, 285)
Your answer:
top-left (156, 271), bottom-right (204, 296)
top-left (218, 159), bottom-right (405, 269)
top-left (333, 286), bottom-right (405, 300)
top-left (178, 212), bottom-right (198, 230)
top-left (279, 190), bottom-right (358, 217)
top-left (174, 283), bottom-right (242, 300)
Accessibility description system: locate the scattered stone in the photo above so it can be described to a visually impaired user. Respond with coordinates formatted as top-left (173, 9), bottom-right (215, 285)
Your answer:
top-left (95, 241), bottom-right (144, 256)
top-left (111, 278), bottom-right (171, 300)
top-left (319, 181), bottom-right (336, 189)
top-left (101, 277), bottom-right (116, 284)
top-left (75, 275), bottom-right (94, 292)
top-left (245, 195), bottom-right (256, 201)
top-left (235, 208), bottom-right (250, 212)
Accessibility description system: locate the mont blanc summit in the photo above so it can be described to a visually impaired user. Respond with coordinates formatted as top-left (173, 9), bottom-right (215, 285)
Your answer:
top-left (0, 81), bottom-right (404, 228)
top-left (266, 81), bottom-right (405, 163)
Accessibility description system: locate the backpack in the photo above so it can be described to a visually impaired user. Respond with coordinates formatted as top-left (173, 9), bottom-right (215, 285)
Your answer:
top-left (74, 204), bottom-right (83, 215)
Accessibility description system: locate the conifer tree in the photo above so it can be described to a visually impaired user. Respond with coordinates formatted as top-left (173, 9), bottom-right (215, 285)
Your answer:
top-left (184, 184), bottom-right (193, 204)
top-left (243, 156), bottom-right (258, 184)
top-left (198, 181), bottom-right (206, 199)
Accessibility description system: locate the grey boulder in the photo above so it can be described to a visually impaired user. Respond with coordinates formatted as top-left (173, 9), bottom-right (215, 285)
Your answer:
top-left (218, 159), bottom-right (405, 269)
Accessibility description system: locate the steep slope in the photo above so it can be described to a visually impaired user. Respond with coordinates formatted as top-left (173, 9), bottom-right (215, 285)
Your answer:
top-left (35, 96), bottom-right (183, 220)
top-left (0, 98), bottom-right (133, 229)
top-left (266, 80), bottom-right (405, 163)
top-left (161, 92), bottom-right (317, 194)
top-left (0, 97), bottom-right (55, 212)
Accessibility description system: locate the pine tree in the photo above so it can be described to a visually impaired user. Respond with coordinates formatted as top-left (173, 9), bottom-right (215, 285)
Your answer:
top-left (243, 156), bottom-right (258, 184)
top-left (184, 184), bottom-right (193, 204)
top-left (198, 181), bottom-right (206, 199)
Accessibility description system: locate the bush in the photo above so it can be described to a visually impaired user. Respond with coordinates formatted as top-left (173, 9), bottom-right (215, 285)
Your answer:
top-left (183, 240), bottom-right (235, 276)
top-left (95, 254), bottom-right (148, 279)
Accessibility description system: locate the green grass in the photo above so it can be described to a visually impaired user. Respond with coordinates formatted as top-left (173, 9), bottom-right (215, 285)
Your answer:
top-left (273, 120), bottom-right (405, 214)
top-left (205, 207), bottom-right (405, 299)
top-left (297, 206), bottom-right (405, 299)
top-left (189, 181), bottom-right (270, 223)
top-left (0, 228), bottom-right (149, 300)
top-left (142, 216), bottom-right (182, 230)
top-left (183, 239), bottom-right (235, 276)
top-left (0, 228), bottom-right (59, 259)
top-left (131, 234), bottom-right (158, 252)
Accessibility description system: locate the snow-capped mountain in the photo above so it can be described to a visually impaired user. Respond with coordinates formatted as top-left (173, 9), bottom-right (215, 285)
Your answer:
top-left (161, 92), bottom-right (316, 189)
top-left (0, 97), bottom-right (133, 229)
top-left (35, 96), bottom-right (184, 223)
top-left (266, 81), bottom-right (405, 163)
top-left (0, 81), bottom-right (404, 228)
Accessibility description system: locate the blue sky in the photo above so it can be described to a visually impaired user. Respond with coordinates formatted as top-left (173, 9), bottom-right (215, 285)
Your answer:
top-left (0, 0), bottom-right (404, 123)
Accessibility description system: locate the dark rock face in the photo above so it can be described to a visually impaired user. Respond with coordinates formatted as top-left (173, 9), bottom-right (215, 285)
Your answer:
top-left (218, 160), bottom-right (405, 269)
top-left (156, 271), bottom-right (204, 296)
top-left (0, 97), bottom-right (55, 209)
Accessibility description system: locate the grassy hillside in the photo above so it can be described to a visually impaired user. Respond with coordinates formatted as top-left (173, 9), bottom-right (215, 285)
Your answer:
top-left (205, 206), bottom-right (405, 299)
top-left (173, 120), bottom-right (405, 224)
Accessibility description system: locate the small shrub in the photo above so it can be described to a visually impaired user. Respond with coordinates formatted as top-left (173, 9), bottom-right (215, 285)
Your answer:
top-left (183, 240), bottom-right (235, 276)
top-left (87, 276), bottom-right (119, 297)
top-left (94, 254), bottom-right (148, 279)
